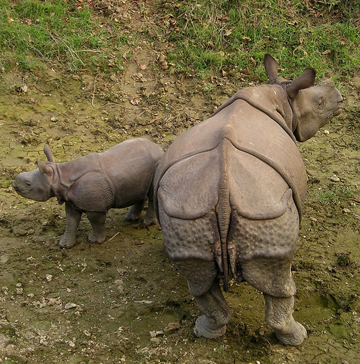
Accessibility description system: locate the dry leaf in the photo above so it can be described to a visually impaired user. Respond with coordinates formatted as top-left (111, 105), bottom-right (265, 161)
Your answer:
top-left (130, 97), bottom-right (141, 105)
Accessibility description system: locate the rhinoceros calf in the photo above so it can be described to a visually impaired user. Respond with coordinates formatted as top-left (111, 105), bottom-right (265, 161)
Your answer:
top-left (154, 54), bottom-right (342, 345)
top-left (14, 138), bottom-right (164, 248)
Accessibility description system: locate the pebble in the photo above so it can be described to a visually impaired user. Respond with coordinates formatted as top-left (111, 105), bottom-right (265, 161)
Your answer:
top-left (330, 175), bottom-right (340, 182)
top-left (64, 302), bottom-right (77, 310)
top-left (149, 330), bottom-right (164, 338)
top-left (164, 322), bottom-right (180, 333)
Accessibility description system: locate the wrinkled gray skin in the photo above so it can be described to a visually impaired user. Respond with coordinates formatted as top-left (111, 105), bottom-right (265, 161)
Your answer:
top-left (154, 54), bottom-right (342, 346)
top-left (14, 138), bottom-right (164, 248)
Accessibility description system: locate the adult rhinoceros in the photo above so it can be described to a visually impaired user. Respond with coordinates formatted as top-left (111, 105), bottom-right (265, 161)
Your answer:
top-left (154, 54), bottom-right (342, 345)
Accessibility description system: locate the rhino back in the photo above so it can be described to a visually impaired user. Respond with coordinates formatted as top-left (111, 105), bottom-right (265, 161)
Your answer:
top-left (156, 99), bottom-right (307, 217)
top-left (100, 138), bottom-right (160, 207)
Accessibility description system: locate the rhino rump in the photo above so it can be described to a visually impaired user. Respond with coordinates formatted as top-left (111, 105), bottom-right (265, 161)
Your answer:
top-left (158, 145), bottom-right (291, 221)
top-left (157, 145), bottom-right (298, 297)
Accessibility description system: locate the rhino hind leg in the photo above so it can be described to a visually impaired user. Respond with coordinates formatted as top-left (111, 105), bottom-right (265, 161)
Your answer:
top-left (176, 259), bottom-right (232, 339)
top-left (124, 200), bottom-right (145, 222)
top-left (59, 203), bottom-right (82, 249)
top-left (86, 211), bottom-right (107, 244)
top-left (264, 294), bottom-right (307, 346)
top-left (143, 199), bottom-right (157, 226)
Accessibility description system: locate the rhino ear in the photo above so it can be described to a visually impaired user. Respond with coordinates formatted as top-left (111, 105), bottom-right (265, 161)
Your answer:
top-left (286, 68), bottom-right (316, 99)
top-left (264, 54), bottom-right (278, 84)
top-left (37, 160), bottom-right (53, 177)
top-left (44, 142), bottom-right (55, 163)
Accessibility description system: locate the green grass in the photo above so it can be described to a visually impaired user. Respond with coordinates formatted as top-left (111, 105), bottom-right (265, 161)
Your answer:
top-left (157, 0), bottom-right (360, 79)
top-left (0, 0), bottom-right (359, 79)
top-left (0, 0), bottom-right (127, 72)
top-left (314, 186), bottom-right (355, 206)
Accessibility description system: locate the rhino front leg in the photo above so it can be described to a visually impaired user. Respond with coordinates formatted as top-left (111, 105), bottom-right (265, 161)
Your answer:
top-left (59, 203), bottom-right (82, 248)
top-left (86, 211), bottom-right (107, 244)
top-left (264, 294), bottom-right (307, 346)
top-left (124, 200), bottom-right (145, 222)
top-left (176, 259), bottom-right (232, 339)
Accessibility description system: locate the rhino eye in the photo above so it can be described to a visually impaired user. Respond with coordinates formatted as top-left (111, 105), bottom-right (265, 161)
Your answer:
top-left (318, 97), bottom-right (325, 110)
top-left (26, 181), bottom-right (31, 187)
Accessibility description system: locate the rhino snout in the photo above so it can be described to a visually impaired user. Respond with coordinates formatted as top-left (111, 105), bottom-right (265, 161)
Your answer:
top-left (13, 181), bottom-right (21, 194)
top-left (13, 171), bottom-right (53, 202)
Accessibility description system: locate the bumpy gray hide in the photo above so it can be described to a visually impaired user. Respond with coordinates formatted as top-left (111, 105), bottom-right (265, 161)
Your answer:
top-left (14, 138), bottom-right (164, 248)
top-left (154, 54), bottom-right (342, 345)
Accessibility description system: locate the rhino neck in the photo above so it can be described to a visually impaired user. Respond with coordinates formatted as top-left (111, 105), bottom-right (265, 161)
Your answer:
top-left (214, 85), bottom-right (296, 142)
top-left (49, 164), bottom-right (70, 204)
top-left (51, 154), bottom-right (104, 204)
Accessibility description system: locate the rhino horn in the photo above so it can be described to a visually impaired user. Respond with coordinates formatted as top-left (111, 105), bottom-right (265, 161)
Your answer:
top-left (37, 160), bottom-right (54, 177)
top-left (264, 53), bottom-right (278, 84)
top-left (44, 142), bottom-right (55, 163)
top-left (286, 68), bottom-right (316, 99)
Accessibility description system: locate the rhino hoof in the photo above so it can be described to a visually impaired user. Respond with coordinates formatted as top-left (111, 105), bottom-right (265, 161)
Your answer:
top-left (194, 315), bottom-right (227, 339)
top-left (88, 232), bottom-right (105, 244)
top-left (59, 239), bottom-right (76, 249)
top-left (276, 322), bottom-right (307, 346)
top-left (124, 211), bottom-right (141, 222)
top-left (143, 216), bottom-right (156, 226)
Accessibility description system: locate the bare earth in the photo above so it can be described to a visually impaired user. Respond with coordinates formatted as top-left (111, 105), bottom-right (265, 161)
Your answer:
top-left (0, 2), bottom-right (360, 364)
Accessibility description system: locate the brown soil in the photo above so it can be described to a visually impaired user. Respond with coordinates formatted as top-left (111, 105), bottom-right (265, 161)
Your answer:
top-left (0, 2), bottom-right (360, 363)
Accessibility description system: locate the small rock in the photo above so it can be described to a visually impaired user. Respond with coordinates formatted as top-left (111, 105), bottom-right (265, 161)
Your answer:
top-left (149, 330), bottom-right (164, 338)
top-left (47, 298), bottom-right (61, 306)
top-left (65, 302), bottom-right (77, 310)
top-left (46, 274), bottom-right (53, 282)
top-left (343, 208), bottom-right (351, 213)
top-left (164, 322), bottom-right (180, 333)
top-left (330, 175), bottom-right (340, 182)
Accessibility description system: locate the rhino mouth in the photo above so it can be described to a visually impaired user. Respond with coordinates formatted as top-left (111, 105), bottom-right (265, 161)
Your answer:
top-left (332, 107), bottom-right (342, 116)
top-left (13, 183), bottom-right (20, 193)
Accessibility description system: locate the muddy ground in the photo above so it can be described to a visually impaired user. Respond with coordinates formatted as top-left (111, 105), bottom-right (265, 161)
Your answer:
top-left (1, 2), bottom-right (360, 364)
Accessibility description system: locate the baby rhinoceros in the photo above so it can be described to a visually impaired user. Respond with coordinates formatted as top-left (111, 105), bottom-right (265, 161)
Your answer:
top-left (154, 54), bottom-right (342, 346)
top-left (14, 138), bottom-right (164, 248)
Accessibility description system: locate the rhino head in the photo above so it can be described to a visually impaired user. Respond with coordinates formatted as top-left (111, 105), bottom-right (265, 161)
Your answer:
top-left (264, 54), bottom-right (343, 141)
top-left (13, 143), bottom-right (56, 202)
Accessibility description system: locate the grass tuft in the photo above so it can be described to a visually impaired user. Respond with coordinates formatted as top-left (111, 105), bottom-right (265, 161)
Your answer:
top-left (158, 0), bottom-right (360, 79)
top-left (0, 0), bottom-right (127, 72)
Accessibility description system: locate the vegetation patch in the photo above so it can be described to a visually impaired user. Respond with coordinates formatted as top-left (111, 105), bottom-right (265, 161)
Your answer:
top-left (0, 0), bottom-right (127, 72)
top-left (157, 0), bottom-right (360, 79)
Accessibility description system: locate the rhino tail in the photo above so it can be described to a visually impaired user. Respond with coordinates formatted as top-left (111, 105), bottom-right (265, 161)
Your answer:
top-left (215, 137), bottom-right (232, 292)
